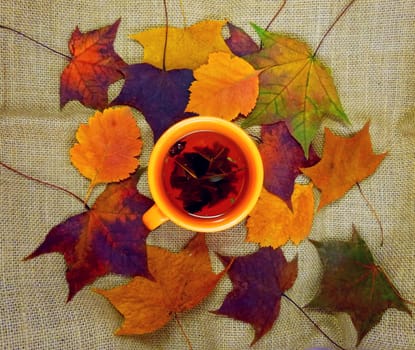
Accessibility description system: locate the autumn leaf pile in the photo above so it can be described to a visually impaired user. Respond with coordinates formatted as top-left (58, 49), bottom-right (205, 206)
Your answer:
top-left (15, 13), bottom-right (411, 350)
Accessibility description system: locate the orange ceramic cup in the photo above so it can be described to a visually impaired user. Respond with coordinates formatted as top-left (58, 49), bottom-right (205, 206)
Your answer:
top-left (142, 116), bottom-right (263, 232)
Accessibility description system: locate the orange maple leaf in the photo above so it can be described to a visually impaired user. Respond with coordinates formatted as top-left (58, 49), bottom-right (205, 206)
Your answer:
top-left (95, 234), bottom-right (229, 335)
top-left (300, 122), bottom-right (387, 210)
top-left (185, 52), bottom-right (260, 121)
top-left (246, 183), bottom-right (314, 248)
top-left (70, 107), bottom-right (142, 200)
top-left (60, 19), bottom-right (127, 110)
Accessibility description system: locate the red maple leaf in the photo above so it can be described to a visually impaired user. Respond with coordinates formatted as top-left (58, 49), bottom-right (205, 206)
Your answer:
top-left (260, 122), bottom-right (320, 209)
top-left (214, 247), bottom-right (298, 345)
top-left (25, 174), bottom-right (153, 301)
top-left (60, 19), bottom-right (127, 110)
top-left (225, 22), bottom-right (260, 57)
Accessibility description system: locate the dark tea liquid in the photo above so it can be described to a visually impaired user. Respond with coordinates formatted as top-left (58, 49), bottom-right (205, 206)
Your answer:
top-left (163, 131), bottom-right (248, 218)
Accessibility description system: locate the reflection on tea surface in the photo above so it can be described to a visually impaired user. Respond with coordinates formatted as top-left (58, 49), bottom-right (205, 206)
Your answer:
top-left (163, 131), bottom-right (247, 217)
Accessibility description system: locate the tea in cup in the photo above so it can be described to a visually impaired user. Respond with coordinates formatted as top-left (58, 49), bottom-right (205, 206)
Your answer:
top-left (142, 116), bottom-right (263, 232)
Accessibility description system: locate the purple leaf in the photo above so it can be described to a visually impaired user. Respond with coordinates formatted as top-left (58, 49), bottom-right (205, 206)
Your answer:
top-left (111, 63), bottom-right (194, 141)
top-left (225, 22), bottom-right (260, 57)
top-left (260, 121), bottom-right (320, 209)
top-left (214, 247), bottom-right (298, 345)
top-left (25, 175), bottom-right (154, 301)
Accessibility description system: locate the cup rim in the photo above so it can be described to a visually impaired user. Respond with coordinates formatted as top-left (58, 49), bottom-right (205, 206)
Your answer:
top-left (147, 116), bottom-right (264, 232)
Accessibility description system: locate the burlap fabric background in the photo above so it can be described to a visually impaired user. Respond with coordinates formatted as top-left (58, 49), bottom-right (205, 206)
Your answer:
top-left (1, 1), bottom-right (414, 349)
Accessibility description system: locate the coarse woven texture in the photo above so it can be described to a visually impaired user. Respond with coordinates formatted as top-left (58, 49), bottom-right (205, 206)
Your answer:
top-left (0, 1), bottom-right (414, 349)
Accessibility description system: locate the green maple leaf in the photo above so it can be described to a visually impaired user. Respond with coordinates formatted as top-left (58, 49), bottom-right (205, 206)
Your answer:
top-left (307, 227), bottom-right (412, 346)
top-left (242, 23), bottom-right (349, 157)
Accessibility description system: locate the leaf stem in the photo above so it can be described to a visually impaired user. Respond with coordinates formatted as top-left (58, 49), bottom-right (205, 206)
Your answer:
top-left (174, 159), bottom-right (198, 179)
top-left (356, 182), bottom-right (384, 246)
top-left (83, 181), bottom-right (96, 207)
top-left (0, 161), bottom-right (87, 208)
top-left (0, 24), bottom-right (71, 60)
top-left (174, 313), bottom-right (193, 350)
top-left (282, 293), bottom-right (347, 350)
top-left (313, 0), bottom-right (357, 57)
top-left (265, 0), bottom-right (287, 31)
top-left (162, 0), bottom-right (169, 71)
top-left (200, 168), bottom-right (246, 182)
top-left (248, 133), bottom-right (262, 144)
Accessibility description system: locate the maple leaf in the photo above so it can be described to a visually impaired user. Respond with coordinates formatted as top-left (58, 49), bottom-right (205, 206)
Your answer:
top-left (260, 121), bottom-right (320, 208)
top-left (214, 247), bottom-right (298, 345)
top-left (246, 184), bottom-right (314, 248)
top-left (95, 234), bottom-right (229, 334)
top-left (60, 19), bottom-right (127, 110)
top-left (25, 174), bottom-right (154, 301)
top-left (70, 107), bottom-right (142, 200)
top-left (242, 24), bottom-right (349, 157)
top-left (307, 227), bottom-right (412, 345)
top-left (225, 22), bottom-right (260, 56)
top-left (110, 63), bottom-right (194, 141)
top-left (130, 20), bottom-right (231, 70)
top-left (185, 52), bottom-right (260, 121)
top-left (300, 122), bottom-right (387, 210)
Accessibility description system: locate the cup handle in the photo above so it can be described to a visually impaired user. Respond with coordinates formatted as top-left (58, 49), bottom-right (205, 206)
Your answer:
top-left (142, 204), bottom-right (169, 231)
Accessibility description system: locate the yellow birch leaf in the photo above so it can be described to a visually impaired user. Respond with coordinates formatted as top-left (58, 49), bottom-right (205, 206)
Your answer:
top-left (185, 52), bottom-right (260, 121)
top-left (130, 20), bottom-right (231, 70)
top-left (70, 106), bottom-right (142, 188)
top-left (246, 183), bottom-right (314, 248)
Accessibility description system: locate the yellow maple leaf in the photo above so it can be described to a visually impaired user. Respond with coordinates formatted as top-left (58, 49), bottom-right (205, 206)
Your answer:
top-left (185, 52), bottom-right (260, 121)
top-left (246, 183), bottom-right (314, 248)
top-left (70, 106), bottom-right (142, 201)
top-left (130, 20), bottom-right (231, 70)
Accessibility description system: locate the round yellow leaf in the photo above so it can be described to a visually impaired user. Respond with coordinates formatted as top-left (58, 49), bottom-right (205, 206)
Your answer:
top-left (70, 106), bottom-right (142, 185)
top-left (186, 52), bottom-right (260, 121)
